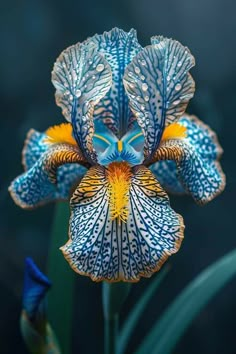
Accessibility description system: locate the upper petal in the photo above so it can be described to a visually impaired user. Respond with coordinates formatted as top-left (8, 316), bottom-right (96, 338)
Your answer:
top-left (121, 120), bottom-right (144, 153)
top-left (123, 37), bottom-right (195, 162)
top-left (61, 164), bottom-right (184, 282)
top-left (87, 28), bottom-right (142, 136)
top-left (9, 130), bottom-right (88, 208)
top-left (149, 115), bottom-right (226, 204)
top-left (52, 43), bottom-right (112, 163)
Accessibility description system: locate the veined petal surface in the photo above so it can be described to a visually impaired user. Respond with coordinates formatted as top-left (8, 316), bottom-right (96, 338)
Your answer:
top-left (22, 129), bottom-right (48, 170)
top-left (124, 37), bottom-right (195, 162)
top-left (93, 120), bottom-right (118, 153)
top-left (52, 43), bottom-right (112, 163)
top-left (151, 160), bottom-right (185, 194)
top-left (61, 165), bottom-right (184, 282)
top-left (9, 141), bottom-right (87, 208)
top-left (21, 258), bottom-right (61, 354)
top-left (89, 28), bottom-right (142, 136)
top-left (150, 115), bottom-right (226, 204)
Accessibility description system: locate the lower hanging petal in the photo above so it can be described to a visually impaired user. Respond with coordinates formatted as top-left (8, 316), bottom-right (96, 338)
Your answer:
top-left (22, 129), bottom-right (48, 170)
top-left (150, 160), bottom-right (185, 194)
top-left (61, 164), bottom-right (184, 282)
top-left (150, 115), bottom-right (226, 204)
top-left (9, 142), bottom-right (88, 208)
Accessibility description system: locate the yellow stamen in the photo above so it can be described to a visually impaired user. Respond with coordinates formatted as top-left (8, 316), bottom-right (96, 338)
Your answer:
top-left (106, 162), bottom-right (132, 224)
top-left (161, 122), bottom-right (187, 142)
top-left (117, 140), bottom-right (123, 152)
top-left (44, 123), bottom-right (77, 146)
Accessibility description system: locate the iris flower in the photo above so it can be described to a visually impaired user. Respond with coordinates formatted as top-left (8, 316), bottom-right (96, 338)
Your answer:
top-left (9, 28), bottom-right (225, 282)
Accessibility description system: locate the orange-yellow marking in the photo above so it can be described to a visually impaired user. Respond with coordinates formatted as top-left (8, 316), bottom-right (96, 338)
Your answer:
top-left (161, 122), bottom-right (187, 142)
top-left (44, 123), bottom-right (77, 146)
top-left (106, 162), bottom-right (132, 224)
top-left (117, 140), bottom-right (123, 152)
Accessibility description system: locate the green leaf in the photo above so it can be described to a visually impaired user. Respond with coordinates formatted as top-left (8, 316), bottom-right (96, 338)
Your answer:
top-left (118, 266), bottom-right (170, 354)
top-left (136, 249), bottom-right (236, 354)
top-left (47, 202), bottom-right (75, 354)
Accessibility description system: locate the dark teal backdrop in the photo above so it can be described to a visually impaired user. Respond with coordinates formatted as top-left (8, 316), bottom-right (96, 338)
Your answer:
top-left (0, 0), bottom-right (235, 353)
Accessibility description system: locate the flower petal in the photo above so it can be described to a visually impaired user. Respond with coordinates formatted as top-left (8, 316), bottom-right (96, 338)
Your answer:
top-left (151, 160), bottom-right (186, 194)
top-left (150, 115), bottom-right (226, 204)
top-left (123, 37), bottom-right (195, 162)
top-left (61, 165), bottom-right (184, 282)
top-left (22, 129), bottom-right (48, 170)
top-left (88, 28), bottom-right (142, 136)
top-left (52, 43), bottom-right (112, 163)
top-left (9, 141), bottom-right (88, 208)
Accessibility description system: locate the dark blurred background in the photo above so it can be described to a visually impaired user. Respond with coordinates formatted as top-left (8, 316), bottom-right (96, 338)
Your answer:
top-left (1, 0), bottom-right (235, 353)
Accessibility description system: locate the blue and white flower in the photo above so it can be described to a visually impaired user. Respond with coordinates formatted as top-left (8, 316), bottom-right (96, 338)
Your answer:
top-left (9, 28), bottom-right (225, 282)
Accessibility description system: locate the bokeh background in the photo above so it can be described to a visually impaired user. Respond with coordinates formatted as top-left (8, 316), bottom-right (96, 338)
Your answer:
top-left (1, 0), bottom-right (235, 353)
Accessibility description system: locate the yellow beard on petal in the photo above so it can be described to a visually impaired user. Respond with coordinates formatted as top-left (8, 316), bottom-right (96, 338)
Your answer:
top-left (161, 122), bottom-right (187, 142)
top-left (106, 162), bottom-right (132, 224)
top-left (44, 123), bottom-right (77, 146)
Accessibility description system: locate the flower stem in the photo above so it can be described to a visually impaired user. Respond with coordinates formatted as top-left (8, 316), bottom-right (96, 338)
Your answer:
top-left (47, 202), bottom-right (74, 354)
top-left (104, 315), bottom-right (119, 354)
top-left (102, 282), bottom-right (131, 354)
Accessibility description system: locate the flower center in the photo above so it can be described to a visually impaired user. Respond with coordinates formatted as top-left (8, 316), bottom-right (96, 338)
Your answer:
top-left (106, 162), bottom-right (132, 224)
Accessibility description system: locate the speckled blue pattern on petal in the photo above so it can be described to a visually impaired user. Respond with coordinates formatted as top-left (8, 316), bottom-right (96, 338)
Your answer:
top-left (89, 28), bottom-right (142, 136)
top-left (22, 129), bottom-right (48, 170)
top-left (124, 37), bottom-right (195, 162)
top-left (151, 115), bottom-right (225, 204)
top-left (61, 165), bottom-right (184, 282)
top-left (180, 115), bottom-right (221, 159)
top-left (9, 136), bottom-right (87, 208)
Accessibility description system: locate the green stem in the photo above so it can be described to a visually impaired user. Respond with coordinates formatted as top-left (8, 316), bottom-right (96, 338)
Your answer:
top-left (102, 282), bottom-right (131, 354)
top-left (104, 315), bottom-right (119, 354)
top-left (47, 202), bottom-right (74, 354)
